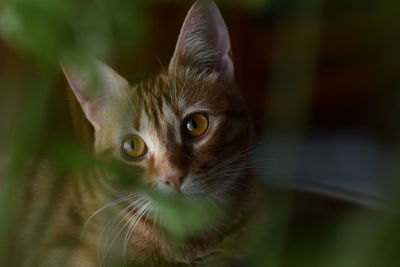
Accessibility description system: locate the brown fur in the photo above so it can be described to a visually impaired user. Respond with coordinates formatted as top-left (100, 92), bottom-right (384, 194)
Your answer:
top-left (10, 1), bottom-right (261, 266)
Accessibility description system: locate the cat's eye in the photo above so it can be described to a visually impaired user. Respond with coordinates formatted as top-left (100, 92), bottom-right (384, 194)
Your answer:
top-left (121, 135), bottom-right (147, 159)
top-left (184, 113), bottom-right (209, 138)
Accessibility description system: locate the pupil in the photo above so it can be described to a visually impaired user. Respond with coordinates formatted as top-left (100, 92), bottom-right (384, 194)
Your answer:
top-left (187, 118), bottom-right (198, 131)
top-left (129, 140), bottom-right (136, 150)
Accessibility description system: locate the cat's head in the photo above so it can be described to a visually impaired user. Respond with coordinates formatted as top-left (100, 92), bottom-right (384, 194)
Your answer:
top-left (63, 0), bottom-right (252, 201)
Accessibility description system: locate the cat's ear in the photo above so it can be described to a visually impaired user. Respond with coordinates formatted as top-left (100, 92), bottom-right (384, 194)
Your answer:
top-left (169, 0), bottom-right (234, 84)
top-left (61, 60), bottom-right (129, 130)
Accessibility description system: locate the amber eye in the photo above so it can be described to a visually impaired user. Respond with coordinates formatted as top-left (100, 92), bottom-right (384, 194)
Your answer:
top-left (184, 113), bottom-right (209, 137)
top-left (121, 135), bottom-right (147, 159)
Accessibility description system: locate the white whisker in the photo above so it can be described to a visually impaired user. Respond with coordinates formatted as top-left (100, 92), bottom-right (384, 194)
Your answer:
top-left (81, 193), bottom-right (137, 240)
top-left (101, 198), bottom-right (148, 265)
top-left (97, 201), bottom-right (137, 266)
top-left (122, 202), bottom-right (153, 264)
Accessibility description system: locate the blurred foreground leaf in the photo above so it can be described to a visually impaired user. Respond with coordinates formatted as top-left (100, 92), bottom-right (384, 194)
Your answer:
top-left (150, 191), bottom-right (222, 241)
top-left (0, 0), bottom-right (146, 64)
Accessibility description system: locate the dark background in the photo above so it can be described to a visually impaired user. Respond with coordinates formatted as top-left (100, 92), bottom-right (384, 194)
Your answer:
top-left (1, 0), bottom-right (400, 266)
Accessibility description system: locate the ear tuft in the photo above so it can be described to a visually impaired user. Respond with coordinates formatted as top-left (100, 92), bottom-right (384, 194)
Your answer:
top-left (169, 0), bottom-right (234, 84)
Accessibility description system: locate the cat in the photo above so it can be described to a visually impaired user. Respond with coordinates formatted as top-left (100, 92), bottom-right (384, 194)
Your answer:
top-left (13, 1), bottom-right (260, 266)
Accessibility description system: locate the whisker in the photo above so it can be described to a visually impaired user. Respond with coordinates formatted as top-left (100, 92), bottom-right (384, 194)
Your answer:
top-left (101, 198), bottom-right (148, 265)
top-left (81, 193), bottom-right (137, 240)
top-left (97, 201), bottom-right (138, 266)
top-left (122, 202), bottom-right (152, 264)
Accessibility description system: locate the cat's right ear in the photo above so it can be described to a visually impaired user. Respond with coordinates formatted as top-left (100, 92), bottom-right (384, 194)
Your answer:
top-left (61, 61), bottom-right (129, 130)
top-left (169, 0), bottom-right (234, 85)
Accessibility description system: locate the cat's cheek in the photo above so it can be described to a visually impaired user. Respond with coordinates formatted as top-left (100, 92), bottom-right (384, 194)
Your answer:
top-left (179, 173), bottom-right (195, 194)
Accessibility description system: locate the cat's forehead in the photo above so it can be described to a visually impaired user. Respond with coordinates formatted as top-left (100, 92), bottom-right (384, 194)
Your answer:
top-left (130, 68), bottom-right (225, 131)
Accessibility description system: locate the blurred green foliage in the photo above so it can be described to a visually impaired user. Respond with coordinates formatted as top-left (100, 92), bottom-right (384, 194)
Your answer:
top-left (0, 0), bottom-right (399, 266)
top-left (0, 0), bottom-right (146, 64)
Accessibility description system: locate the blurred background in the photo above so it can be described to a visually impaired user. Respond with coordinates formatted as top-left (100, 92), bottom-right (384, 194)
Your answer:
top-left (1, 0), bottom-right (400, 266)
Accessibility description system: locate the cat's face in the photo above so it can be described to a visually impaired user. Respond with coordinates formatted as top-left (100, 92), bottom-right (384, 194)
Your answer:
top-left (95, 68), bottom-right (250, 200)
top-left (63, 0), bottom-right (251, 201)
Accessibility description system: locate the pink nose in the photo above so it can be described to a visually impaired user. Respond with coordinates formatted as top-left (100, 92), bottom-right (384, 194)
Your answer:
top-left (160, 171), bottom-right (185, 191)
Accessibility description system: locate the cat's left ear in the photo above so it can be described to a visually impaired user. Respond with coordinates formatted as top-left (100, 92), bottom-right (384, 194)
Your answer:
top-left (169, 0), bottom-right (234, 85)
top-left (61, 60), bottom-right (130, 130)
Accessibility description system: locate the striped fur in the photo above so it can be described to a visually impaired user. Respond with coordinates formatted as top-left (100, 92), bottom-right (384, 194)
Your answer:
top-left (12, 1), bottom-right (260, 266)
